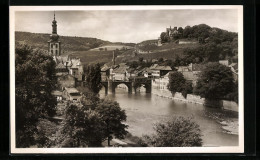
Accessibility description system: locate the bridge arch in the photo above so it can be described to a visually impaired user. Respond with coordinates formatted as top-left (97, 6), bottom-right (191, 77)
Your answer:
top-left (132, 81), bottom-right (151, 93)
top-left (112, 81), bottom-right (132, 93)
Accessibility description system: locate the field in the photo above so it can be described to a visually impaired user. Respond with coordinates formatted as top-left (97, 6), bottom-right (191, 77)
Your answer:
top-left (70, 42), bottom-right (201, 66)
top-left (69, 50), bottom-right (115, 65)
top-left (116, 42), bottom-right (200, 63)
top-left (90, 44), bottom-right (134, 51)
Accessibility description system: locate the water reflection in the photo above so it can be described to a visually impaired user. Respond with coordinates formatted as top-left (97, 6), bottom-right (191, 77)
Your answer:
top-left (100, 88), bottom-right (238, 146)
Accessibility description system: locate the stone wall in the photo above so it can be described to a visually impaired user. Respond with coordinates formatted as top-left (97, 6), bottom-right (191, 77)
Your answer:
top-left (151, 88), bottom-right (238, 112)
top-left (186, 94), bottom-right (205, 104)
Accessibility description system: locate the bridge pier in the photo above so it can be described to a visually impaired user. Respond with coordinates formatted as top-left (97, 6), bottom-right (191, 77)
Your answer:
top-left (146, 85), bottom-right (151, 93)
top-left (108, 80), bottom-right (115, 94)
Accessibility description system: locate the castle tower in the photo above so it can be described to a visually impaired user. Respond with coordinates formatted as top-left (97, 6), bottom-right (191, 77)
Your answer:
top-left (48, 11), bottom-right (61, 56)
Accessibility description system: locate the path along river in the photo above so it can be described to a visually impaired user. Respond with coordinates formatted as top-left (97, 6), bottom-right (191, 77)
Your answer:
top-left (100, 88), bottom-right (238, 146)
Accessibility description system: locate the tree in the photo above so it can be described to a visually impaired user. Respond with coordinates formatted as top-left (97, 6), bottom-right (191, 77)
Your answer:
top-left (15, 44), bottom-right (57, 147)
top-left (95, 99), bottom-right (128, 146)
top-left (84, 63), bottom-right (102, 94)
top-left (144, 116), bottom-right (202, 147)
top-left (177, 27), bottom-right (184, 36)
top-left (61, 104), bottom-right (106, 147)
top-left (167, 72), bottom-right (185, 94)
top-left (160, 32), bottom-right (169, 43)
top-left (139, 57), bottom-right (144, 63)
top-left (181, 81), bottom-right (193, 98)
top-left (183, 25), bottom-right (192, 38)
top-left (194, 62), bottom-right (235, 100)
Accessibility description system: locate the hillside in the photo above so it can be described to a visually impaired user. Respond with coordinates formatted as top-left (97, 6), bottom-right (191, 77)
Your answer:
top-left (69, 50), bottom-right (115, 65)
top-left (15, 24), bottom-right (238, 66)
top-left (15, 31), bottom-right (110, 55)
top-left (115, 43), bottom-right (199, 64)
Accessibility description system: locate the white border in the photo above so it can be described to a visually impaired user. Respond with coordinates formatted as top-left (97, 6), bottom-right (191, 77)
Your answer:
top-left (10, 5), bottom-right (244, 154)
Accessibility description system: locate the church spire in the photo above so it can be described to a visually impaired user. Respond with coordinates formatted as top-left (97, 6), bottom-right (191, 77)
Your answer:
top-left (48, 11), bottom-right (61, 56)
top-left (52, 11), bottom-right (57, 34)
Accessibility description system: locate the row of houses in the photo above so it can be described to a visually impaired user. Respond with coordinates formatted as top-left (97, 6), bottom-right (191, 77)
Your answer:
top-left (101, 63), bottom-right (173, 82)
top-left (52, 55), bottom-right (84, 102)
top-left (101, 59), bottom-right (238, 93)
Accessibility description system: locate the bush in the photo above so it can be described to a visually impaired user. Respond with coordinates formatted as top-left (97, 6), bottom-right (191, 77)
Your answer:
top-left (194, 62), bottom-right (235, 100)
top-left (167, 72), bottom-right (193, 98)
top-left (144, 116), bottom-right (202, 147)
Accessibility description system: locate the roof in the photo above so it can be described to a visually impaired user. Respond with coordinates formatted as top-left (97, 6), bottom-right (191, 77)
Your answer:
top-left (113, 66), bottom-right (129, 74)
top-left (56, 63), bottom-right (66, 69)
top-left (150, 64), bottom-right (172, 71)
top-left (229, 63), bottom-right (238, 69)
top-left (127, 68), bottom-right (136, 73)
top-left (69, 59), bottom-right (81, 68)
top-left (51, 90), bottom-right (63, 96)
top-left (54, 55), bottom-right (69, 64)
top-left (65, 87), bottom-right (79, 93)
top-left (177, 66), bottom-right (191, 72)
top-left (101, 65), bottom-right (110, 71)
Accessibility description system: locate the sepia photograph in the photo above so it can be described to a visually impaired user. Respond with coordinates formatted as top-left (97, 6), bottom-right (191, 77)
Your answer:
top-left (10, 5), bottom-right (244, 153)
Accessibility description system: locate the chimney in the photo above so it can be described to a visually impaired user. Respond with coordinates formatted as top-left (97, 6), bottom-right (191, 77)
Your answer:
top-left (112, 51), bottom-right (115, 65)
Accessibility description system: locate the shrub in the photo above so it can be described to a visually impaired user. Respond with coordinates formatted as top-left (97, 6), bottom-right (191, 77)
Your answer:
top-left (144, 116), bottom-right (202, 147)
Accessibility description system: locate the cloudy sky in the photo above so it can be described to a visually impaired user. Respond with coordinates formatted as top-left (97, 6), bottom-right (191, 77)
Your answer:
top-left (15, 9), bottom-right (238, 43)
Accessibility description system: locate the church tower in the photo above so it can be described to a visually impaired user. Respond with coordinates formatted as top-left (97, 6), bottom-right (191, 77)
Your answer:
top-left (48, 12), bottom-right (61, 56)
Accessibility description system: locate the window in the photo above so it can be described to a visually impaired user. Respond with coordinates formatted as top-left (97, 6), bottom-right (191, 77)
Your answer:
top-left (56, 44), bottom-right (58, 48)
top-left (51, 50), bottom-right (53, 54)
top-left (56, 50), bottom-right (58, 55)
top-left (51, 44), bottom-right (53, 48)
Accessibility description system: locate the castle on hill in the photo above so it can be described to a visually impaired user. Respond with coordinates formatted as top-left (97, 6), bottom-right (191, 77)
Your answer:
top-left (158, 26), bottom-right (182, 46)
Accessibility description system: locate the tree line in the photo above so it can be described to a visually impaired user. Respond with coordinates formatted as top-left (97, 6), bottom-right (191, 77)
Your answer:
top-left (167, 62), bottom-right (238, 103)
top-left (15, 44), bottom-right (128, 147)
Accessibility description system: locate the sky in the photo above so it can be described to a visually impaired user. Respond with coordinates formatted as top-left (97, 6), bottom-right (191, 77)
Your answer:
top-left (15, 9), bottom-right (239, 43)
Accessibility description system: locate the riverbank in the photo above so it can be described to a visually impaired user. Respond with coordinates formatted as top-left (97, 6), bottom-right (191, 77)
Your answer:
top-left (151, 89), bottom-right (239, 135)
top-left (151, 88), bottom-right (238, 112)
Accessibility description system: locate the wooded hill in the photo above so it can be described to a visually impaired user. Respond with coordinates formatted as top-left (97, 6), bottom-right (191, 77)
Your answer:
top-left (124, 24), bottom-right (239, 65)
top-left (15, 31), bottom-right (110, 55)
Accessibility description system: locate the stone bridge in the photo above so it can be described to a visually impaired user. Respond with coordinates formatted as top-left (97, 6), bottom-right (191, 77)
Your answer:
top-left (101, 77), bottom-right (152, 94)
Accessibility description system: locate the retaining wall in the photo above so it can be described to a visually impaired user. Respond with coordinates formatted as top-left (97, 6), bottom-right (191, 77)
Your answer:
top-left (151, 88), bottom-right (238, 112)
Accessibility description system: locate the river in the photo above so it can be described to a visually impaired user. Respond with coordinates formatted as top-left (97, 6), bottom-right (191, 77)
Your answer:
top-left (100, 88), bottom-right (238, 146)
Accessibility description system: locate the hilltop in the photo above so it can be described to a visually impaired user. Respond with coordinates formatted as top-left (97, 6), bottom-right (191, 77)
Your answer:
top-left (115, 24), bottom-right (238, 65)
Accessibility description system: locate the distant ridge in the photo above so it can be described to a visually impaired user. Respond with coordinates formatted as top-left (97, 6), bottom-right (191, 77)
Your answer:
top-left (15, 31), bottom-right (110, 54)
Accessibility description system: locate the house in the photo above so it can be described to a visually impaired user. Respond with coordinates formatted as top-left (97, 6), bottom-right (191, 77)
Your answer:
top-left (66, 58), bottom-right (84, 81)
top-left (152, 72), bottom-right (171, 91)
top-left (55, 63), bottom-right (68, 76)
top-left (126, 68), bottom-right (137, 79)
top-left (219, 60), bottom-right (238, 81)
top-left (112, 64), bottom-right (129, 81)
top-left (57, 74), bottom-right (76, 90)
top-left (53, 56), bottom-right (83, 81)
top-left (176, 63), bottom-right (203, 87)
top-left (101, 65), bottom-right (110, 81)
top-left (143, 68), bottom-right (153, 78)
top-left (110, 63), bottom-right (129, 81)
top-left (150, 64), bottom-right (172, 78)
top-left (63, 87), bottom-right (82, 101)
top-left (219, 60), bottom-right (229, 66)
top-left (229, 63), bottom-right (238, 81)
top-left (51, 90), bottom-right (63, 101)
